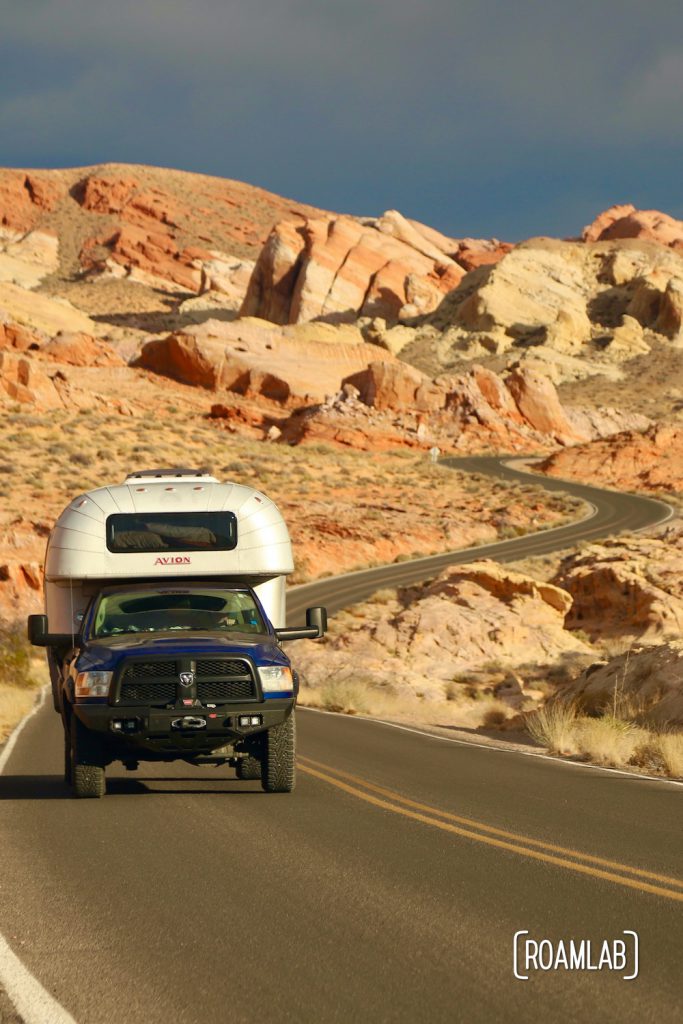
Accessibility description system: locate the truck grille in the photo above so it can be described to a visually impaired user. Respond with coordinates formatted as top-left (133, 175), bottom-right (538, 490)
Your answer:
top-left (117, 657), bottom-right (257, 706)
top-left (196, 659), bottom-right (257, 703)
top-left (197, 677), bottom-right (255, 702)
top-left (120, 680), bottom-right (176, 705)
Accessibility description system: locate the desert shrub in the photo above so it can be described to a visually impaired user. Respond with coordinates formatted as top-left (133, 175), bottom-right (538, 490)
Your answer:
top-left (369, 588), bottom-right (398, 605)
top-left (480, 700), bottom-right (510, 728)
top-left (70, 452), bottom-right (94, 467)
top-left (319, 678), bottom-right (371, 715)
top-left (0, 624), bottom-right (38, 689)
top-left (575, 716), bottom-right (649, 768)
top-left (526, 701), bottom-right (579, 754)
top-left (655, 732), bottom-right (683, 778)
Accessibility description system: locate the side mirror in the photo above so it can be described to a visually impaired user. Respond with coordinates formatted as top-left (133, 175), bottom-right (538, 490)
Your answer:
top-left (276, 606), bottom-right (328, 642)
top-left (27, 614), bottom-right (80, 648)
top-left (306, 606), bottom-right (327, 636)
top-left (28, 614), bottom-right (48, 645)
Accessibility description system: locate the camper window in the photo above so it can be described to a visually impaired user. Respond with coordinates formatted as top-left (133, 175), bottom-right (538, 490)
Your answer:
top-left (106, 512), bottom-right (238, 553)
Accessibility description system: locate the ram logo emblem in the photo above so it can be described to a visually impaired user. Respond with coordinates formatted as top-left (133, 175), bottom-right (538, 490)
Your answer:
top-left (179, 671), bottom-right (194, 687)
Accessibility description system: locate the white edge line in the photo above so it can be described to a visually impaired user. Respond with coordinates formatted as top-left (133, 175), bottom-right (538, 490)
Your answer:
top-left (0, 686), bottom-right (79, 1024)
top-left (298, 706), bottom-right (683, 789)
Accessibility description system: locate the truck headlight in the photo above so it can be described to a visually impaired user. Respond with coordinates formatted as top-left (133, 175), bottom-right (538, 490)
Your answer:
top-left (75, 671), bottom-right (113, 699)
top-left (257, 666), bottom-right (293, 694)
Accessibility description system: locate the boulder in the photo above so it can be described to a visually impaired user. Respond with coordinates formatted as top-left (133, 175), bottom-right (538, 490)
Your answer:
top-left (342, 360), bottom-right (445, 413)
top-left (136, 317), bottom-right (387, 402)
top-left (564, 642), bottom-right (683, 726)
top-left (606, 315), bottom-right (650, 357)
top-left (450, 242), bottom-right (590, 339)
top-left (240, 220), bottom-right (307, 324)
top-left (506, 367), bottom-right (587, 444)
top-left (289, 561), bottom-right (591, 702)
top-left (0, 320), bottom-right (44, 352)
top-left (41, 332), bottom-right (125, 367)
top-left (0, 352), bottom-right (63, 408)
top-left (241, 211), bottom-right (466, 326)
top-left (554, 532), bottom-right (683, 641)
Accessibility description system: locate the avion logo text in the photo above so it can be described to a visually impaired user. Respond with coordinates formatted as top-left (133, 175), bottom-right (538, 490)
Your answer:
top-left (154, 556), bottom-right (192, 566)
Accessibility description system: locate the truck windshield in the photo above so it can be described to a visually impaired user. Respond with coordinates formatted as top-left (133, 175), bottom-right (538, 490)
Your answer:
top-left (92, 589), bottom-right (267, 638)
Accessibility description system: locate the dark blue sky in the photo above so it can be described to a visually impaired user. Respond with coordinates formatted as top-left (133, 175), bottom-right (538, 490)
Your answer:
top-left (1, 0), bottom-right (682, 240)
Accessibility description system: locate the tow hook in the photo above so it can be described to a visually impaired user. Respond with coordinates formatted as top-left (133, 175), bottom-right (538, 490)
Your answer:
top-left (171, 716), bottom-right (207, 730)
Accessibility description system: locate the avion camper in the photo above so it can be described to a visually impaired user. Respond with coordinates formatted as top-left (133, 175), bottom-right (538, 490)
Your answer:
top-left (28, 468), bottom-right (326, 797)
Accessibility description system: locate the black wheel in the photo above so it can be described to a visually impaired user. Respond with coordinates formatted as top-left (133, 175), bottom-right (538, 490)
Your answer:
top-left (261, 714), bottom-right (296, 793)
top-left (236, 754), bottom-right (262, 780)
top-left (70, 716), bottom-right (106, 799)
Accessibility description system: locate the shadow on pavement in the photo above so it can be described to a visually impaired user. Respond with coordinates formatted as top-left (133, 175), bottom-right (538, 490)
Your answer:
top-left (0, 775), bottom-right (262, 798)
top-left (0, 775), bottom-right (68, 799)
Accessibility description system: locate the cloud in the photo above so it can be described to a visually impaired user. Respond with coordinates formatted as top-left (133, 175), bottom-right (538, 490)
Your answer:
top-left (1, 1), bottom-right (682, 236)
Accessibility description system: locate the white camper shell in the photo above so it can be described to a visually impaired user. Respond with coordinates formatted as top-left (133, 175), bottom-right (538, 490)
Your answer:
top-left (44, 469), bottom-right (294, 634)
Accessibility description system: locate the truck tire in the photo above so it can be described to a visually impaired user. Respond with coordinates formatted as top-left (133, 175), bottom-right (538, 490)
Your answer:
top-left (261, 713), bottom-right (295, 793)
top-left (70, 716), bottom-right (106, 799)
top-left (236, 755), bottom-right (262, 780)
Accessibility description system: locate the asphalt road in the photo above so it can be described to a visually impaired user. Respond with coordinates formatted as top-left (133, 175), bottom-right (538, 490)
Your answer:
top-left (0, 459), bottom-right (680, 1024)
top-left (287, 457), bottom-right (673, 620)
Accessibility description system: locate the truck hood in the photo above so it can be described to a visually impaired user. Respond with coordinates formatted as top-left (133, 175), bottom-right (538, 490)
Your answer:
top-left (76, 632), bottom-right (287, 671)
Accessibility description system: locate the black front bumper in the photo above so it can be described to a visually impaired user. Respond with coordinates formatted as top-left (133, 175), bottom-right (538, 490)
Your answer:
top-left (73, 699), bottom-right (294, 759)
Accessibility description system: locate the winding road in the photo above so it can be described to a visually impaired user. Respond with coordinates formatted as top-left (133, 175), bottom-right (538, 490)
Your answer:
top-left (0, 459), bottom-right (680, 1024)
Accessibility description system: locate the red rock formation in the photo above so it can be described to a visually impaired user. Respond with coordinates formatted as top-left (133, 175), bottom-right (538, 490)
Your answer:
top-left (583, 204), bottom-right (683, 252)
top-left (282, 361), bottom-right (601, 451)
top-left (0, 352), bottom-right (63, 408)
top-left (80, 224), bottom-right (204, 293)
top-left (506, 367), bottom-right (586, 445)
top-left (554, 529), bottom-right (683, 641)
top-left (453, 239), bottom-right (514, 271)
top-left (342, 361), bottom-right (446, 413)
top-left (0, 321), bottom-right (44, 352)
top-left (241, 212), bottom-right (467, 325)
top-left (538, 423), bottom-right (683, 493)
top-left (40, 332), bottom-right (125, 367)
top-left (0, 171), bottom-right (64, 234)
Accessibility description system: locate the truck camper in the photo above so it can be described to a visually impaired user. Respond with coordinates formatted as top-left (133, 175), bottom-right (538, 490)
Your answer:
top-left (28, 468), bottom-right (327, 798)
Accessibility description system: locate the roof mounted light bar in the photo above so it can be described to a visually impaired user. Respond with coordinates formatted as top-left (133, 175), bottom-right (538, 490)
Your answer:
top-left (124, 468), bottom-right (215, 482)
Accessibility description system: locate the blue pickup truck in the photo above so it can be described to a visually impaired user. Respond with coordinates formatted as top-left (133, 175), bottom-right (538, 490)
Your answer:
top-left (28, 468), bottom-right (326, 797)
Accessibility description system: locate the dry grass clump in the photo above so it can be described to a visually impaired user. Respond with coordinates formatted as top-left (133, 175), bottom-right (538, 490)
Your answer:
top-left (0, 624), bottom-right (39, 689)
top-left (0, 624), bottom-right (45, 743)
top-left (525, 702), bottom-right (580, 755)
top-left (317, 678), bottom-right (372, 715)
top-left (654, 732), bottom-right (683, 778)
top-left (525, 698), bottom-right (683, 778)
top-left (573, 716), bottom-right (650, 768)
top-left (0, 686), bottom-right (37, 744)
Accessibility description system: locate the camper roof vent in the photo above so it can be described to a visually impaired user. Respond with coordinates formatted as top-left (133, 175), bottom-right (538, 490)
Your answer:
top-left (124, 467), bottom-right (218, 483)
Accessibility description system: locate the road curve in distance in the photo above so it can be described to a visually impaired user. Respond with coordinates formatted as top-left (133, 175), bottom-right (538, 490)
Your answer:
top-left (287, 455), bottom-right (673, 621)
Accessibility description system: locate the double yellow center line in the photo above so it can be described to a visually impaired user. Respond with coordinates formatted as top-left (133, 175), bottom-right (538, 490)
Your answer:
top-left (298, 756), bottom-right (683, 903)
